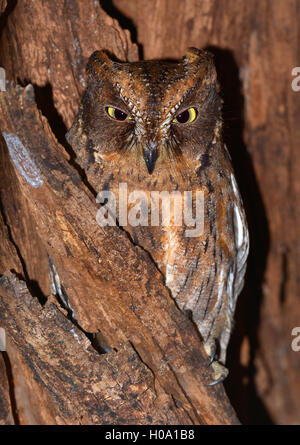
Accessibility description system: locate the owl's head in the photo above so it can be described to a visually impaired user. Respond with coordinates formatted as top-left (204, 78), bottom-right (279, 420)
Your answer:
top-left (67, 48), bottom-right (222, 176)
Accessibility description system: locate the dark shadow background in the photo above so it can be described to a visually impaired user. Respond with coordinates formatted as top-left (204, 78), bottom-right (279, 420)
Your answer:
top-left (206, 47), bottom-right (271, 424)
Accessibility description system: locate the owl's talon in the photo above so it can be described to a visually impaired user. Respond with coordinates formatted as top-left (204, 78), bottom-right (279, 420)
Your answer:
top-left (207, 361), bottom-right (228, 386)
top-left (203, 341), bottom-right (217, 366)
top-left (203, 340), bottom-right (217, 366)
top-left (207, 375), bottom-right (226, 386)
top-left (208, 345), bottom-right (216, 366)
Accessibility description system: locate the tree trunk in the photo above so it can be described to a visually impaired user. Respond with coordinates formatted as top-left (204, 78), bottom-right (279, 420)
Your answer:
top-left (0, 0), bottom-right (299, 425)
top-left (112, 0), bottom-right (300, 424)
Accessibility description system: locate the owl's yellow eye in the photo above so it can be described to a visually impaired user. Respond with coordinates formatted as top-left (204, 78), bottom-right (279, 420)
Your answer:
top-left (172, 107), bottom-right (197, 124)
top-left (106, 106), bottom-right (132, 121)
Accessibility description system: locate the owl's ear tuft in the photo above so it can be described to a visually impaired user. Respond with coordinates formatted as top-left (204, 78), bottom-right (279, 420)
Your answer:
top-left (183, 48), bottom-right (217, 85)
top-left (183, 47), bottom-right (214, 65)
top-left (87, 50), bottom-right (122, 78)
top-left (183, 48), bottom-right (214, 67)
top-left (184, 47), bottom-right (203, 64)
top-left (87, 51), bottom-right (112, 76)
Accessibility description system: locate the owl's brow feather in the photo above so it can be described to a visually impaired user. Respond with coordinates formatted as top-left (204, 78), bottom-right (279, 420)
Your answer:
top-left (169, 77), bottom-right (209, 112)
top-left (114, 82), bottom-right (144, 121)
top-left (163, 77), bottom-right (214, 124)
top-left (113, 78), bottom-right (208, 125)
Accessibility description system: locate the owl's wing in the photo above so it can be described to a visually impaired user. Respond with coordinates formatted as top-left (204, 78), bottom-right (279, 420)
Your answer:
top-left (214, 171), bottom-right (249, 364)
top-left (163, 168), bottom-right (249, 367)
top-left (228, 172), bottom-right (249, 314)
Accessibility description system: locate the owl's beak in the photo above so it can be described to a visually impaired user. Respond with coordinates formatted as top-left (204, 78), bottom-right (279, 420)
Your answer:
top-left (143, 142), bottom-right (158, 174)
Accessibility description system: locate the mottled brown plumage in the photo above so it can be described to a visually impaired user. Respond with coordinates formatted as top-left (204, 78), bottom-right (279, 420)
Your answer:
top-left (67, 48), bottom-right (249, 383)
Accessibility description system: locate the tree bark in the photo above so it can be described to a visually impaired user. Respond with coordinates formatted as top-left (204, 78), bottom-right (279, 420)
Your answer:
top-left (0, 0), bottom-right (299, 425)
top-left (0, 0), bottom-right (241, 425)
top-left (112, 0), bottom-right (300, 425)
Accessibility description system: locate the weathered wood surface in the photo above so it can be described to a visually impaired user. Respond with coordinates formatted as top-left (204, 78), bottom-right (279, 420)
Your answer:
top-left (0, 351), bottom-right (14, 425)
top-left (0, 0), bottom-right (299, 425)
top-left (112, 0), bottom-right (300, 424)
top-left (0, 0), bottom-right (138, 128)
top-left (1, 272), bottom-right (187, 425)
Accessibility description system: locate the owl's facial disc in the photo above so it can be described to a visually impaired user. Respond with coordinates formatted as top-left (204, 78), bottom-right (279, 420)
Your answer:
top-left (84, 49), bottom-right (220, 174)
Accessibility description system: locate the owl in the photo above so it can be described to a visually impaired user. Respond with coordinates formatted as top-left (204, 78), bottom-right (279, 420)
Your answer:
top-left (66, 48), bottom-right (249, 385)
